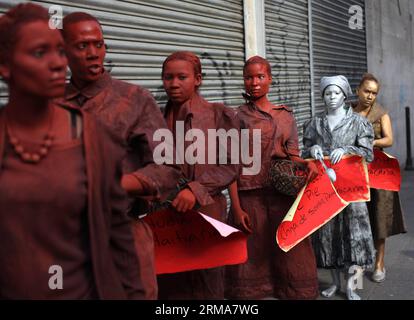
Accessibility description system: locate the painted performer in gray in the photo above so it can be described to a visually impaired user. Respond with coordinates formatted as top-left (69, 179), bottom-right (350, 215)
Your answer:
top-left (302, 75), bottom-right (375, 300)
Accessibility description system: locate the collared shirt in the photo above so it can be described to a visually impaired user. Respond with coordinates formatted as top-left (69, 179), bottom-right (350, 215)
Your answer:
top-left (62, 71), bottom-right (181, 201)
top-left (236, 102), bottom-right (300, 190)
top-left (302, 106), bottom-right (374, 161)
top-left (164, 93), bottom-right (239, 207)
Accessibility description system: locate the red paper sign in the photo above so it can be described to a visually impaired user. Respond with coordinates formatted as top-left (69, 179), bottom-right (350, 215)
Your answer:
top-left (368, 149), bottom-right (401, 191)
top-left (330, 155), bottom-right (370, 202)
top-left (140, 209), bottom-right (247, 274)
top-left (277, 155), bottom-right (370, 252)
top-left (276, 162), bottom-right (348, 252)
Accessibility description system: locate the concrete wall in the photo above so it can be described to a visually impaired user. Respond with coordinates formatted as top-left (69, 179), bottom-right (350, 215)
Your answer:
top-left (366, 0), bottom-right (414, 167)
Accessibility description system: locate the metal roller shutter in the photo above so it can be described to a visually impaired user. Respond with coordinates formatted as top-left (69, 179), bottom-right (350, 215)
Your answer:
top-left (0, 0), bottom-right (246, 108)
top-left (265, 0), bottom-right (312, 136)
top-left (311, 0), bottom-right (367, 114)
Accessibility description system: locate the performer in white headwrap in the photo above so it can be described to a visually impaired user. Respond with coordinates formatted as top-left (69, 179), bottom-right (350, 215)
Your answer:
top-left (302, 75), bottom-right (375, 300)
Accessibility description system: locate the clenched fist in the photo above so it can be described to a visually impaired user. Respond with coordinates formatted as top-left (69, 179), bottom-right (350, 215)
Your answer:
top-left (172, 188), bottom-right (197, 213)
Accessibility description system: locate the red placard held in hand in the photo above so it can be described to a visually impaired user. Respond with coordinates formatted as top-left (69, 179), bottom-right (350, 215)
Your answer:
top-left (368, 149), bottom-right (401, 191)
top-left (330, 155), bottom-right (370, 202)
top-left (276, 162), bottom-right (348, 252)
top-left (277, 155), bottom-right (370, 252)
top-left (139, 209), bottom-right (247, 274)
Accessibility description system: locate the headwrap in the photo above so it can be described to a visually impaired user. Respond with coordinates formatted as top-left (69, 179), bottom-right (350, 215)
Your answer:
top-left (320, 75), bottom-right (352, 98)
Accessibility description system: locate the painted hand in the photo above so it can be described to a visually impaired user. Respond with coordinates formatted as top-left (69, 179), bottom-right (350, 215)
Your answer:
top-left (310, 145), bottom-right (324, 160)
top-left (121, 174), bottom-right (144, 195)
top-left (172, 188), bottom-right (197, 213)
top-left (291, 156), bottom-right (319, 183)
top-left (233, 208), bottom-right (253, 234)
top-left (306, 160), bottom-right (319, 182)
top-left (330, 148), bottom-right (345, 164)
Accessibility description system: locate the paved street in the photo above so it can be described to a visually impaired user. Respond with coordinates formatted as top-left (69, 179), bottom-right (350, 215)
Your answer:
top-left (317, 170), bottom-right (414, 300)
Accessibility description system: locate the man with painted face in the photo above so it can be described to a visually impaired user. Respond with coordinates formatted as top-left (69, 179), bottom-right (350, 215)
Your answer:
top-left (60, 12), bottom-right (181, 300)
top-left (302, 75), bottom-right (375, 300)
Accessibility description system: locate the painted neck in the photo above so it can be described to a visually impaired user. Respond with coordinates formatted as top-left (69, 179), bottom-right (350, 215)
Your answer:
top-left (71, 76), bottom-right (89, 90)
top-left (251, 94), bottom-right (272, 112)
top-left (169, 91), bottom-right (198, 109)
top-left (6, 87), bottom-right (52, 127)
top-left (71, 72), bottom-right (104, 90)
top-left (355, 102), bottom-right (373, 114)
top-left (327, 103), bottom-right (347, 118)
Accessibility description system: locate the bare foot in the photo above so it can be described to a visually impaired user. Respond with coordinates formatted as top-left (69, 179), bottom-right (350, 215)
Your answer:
top-left (321, 285), bottom-right (338, 298)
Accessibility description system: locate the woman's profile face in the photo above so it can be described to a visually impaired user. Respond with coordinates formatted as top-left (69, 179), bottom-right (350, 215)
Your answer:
top-left (243, 63), bottom-right (272, 100)
top-left (323, 85), bottom-right (345, 110)
top-left (162, 59), bottom-right (201, 105)
top-left (3, 20), bottom-right (67, 98)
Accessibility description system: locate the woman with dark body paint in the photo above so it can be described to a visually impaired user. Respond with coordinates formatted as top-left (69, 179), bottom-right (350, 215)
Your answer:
top-left (225, 56), bottom-right (319, 300)
top-left (0, 3), bottom-right (141, 299)
top-left (156, 51), bottom-right (239, 299)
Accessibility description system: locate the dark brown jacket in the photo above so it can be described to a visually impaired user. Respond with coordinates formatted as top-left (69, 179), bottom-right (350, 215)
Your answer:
top-left (0, 105), bottom-right (144, 299)
top-left (164, 93), bottom-right (239, 209)
top-left (62, 71), bottom-right (181, 203)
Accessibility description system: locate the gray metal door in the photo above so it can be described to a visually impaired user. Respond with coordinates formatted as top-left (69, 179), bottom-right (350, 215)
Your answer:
top-left (311, 0), bottom-right (367, 114)
top-left (0, 0), bottom-right (246, 108)
top-left (265, 0), bottom-right (312, 133)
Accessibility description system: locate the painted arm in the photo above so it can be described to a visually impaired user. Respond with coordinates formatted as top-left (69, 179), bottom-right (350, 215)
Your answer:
top-left (302, 118), bottom-right (322, 159)
top-left (126, 89), bottom-right (182, 200)
top-left (228, 181), bottom-right (252, 234)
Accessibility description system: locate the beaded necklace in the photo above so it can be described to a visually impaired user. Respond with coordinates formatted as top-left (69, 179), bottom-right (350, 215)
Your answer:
top-left (6, 108), bottom-right (55, 164)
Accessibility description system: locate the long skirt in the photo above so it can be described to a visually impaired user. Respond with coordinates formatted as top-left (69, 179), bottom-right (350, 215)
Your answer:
top-left (367, 189), bottom-right (407, 240)
top-left (157, 194), bottom-right (227, 299)
top-left (225, 188), bottom-right (319, 300)
top-left (312, 202), bottom-right (376, 269)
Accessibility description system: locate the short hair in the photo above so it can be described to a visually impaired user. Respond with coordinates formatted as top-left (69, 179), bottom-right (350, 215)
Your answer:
top-left (162, 51), bottom-right (202, 77)
top-left (358, 73), bottom-right (380, 90)
top-left (0, 3), bottom-right (50, 64)
top-left (243, 55), bottom-right (272, 77)
top-left (62, 12), bottom-right (102, 39)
